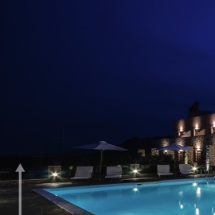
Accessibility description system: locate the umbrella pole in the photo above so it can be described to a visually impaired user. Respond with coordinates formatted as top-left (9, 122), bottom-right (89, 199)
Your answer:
top-left (99, 150), bottom-right (103, 180)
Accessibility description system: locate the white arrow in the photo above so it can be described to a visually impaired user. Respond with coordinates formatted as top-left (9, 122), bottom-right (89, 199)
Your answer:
top-left (16, 164), bottom-right (25, 215)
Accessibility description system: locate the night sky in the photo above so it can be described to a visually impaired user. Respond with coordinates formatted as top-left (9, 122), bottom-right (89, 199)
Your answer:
top-left (1, 1), bottom-right (215, 155)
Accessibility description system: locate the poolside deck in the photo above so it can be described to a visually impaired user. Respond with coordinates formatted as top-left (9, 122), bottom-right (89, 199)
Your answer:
top-left (0, 174), bottom-right (211, 215)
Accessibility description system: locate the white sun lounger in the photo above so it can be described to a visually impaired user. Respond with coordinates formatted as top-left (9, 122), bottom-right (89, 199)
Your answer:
top-left (179, 164), bottom-right (194, 175)
top-left (105, 166), bottom-right (122, 179)
top-left (71, 166), bottom-right (93, 180)
top-left (157, 165), bottom-right (173, 178)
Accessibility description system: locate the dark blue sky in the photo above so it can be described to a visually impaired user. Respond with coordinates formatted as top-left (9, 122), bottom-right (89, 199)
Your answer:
top-left (1, 1), bottom-right (215, 155)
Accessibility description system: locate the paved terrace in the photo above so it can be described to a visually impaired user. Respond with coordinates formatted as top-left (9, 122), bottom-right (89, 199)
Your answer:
top-left (0, 174), bottom-right (210, 215)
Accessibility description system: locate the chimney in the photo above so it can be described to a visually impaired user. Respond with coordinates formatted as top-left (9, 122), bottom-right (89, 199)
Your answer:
top-left (187, 101), bottom-right (199, 117)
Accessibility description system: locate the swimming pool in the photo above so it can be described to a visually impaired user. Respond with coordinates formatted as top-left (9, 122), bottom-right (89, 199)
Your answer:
top-left (36, 178), bottom-right (215, 215)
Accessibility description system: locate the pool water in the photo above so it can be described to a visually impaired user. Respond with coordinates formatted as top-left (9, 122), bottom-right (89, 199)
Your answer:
top-left (45, 178), bottom-right (215, 215)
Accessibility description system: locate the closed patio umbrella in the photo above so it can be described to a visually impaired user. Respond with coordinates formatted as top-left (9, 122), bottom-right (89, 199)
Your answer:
top-left (74, 140), bottom-right (127, 178)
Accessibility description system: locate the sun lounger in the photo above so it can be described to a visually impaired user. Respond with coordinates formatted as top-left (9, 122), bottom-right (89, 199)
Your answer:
top-left (105, 166), bottom-right (122, 179)
top-left (179, 164), bottom-right (194, 175)
top-left (157, 165), bottom-right (173, 178)
top-left (71, 166), bottom-right (93, 180)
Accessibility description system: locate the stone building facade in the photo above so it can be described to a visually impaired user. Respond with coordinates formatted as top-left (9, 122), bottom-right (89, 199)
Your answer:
top-left (160, 102), bottom-right (215, 166)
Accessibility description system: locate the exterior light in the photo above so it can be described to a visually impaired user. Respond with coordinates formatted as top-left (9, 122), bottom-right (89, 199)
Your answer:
top-left (52, 172), bottom-right (58, 177)
top-left (192, 167), bottom-right (197, 171)
top-left (180, 127), bottom-right (183, 132)
top-left (195, 124), bottom-right (199, 130)
top-left (133, 169), bottom-right (138, 174)
top-left (130, 167), bottom-right (140, 176)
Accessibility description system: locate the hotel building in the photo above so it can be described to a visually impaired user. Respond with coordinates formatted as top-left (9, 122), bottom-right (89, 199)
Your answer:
top-left (160, 101), bottom-right (215, 166)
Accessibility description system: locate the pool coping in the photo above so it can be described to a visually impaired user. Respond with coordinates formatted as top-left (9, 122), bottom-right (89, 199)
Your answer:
top-left (33, 188), bottom-right (94, 215)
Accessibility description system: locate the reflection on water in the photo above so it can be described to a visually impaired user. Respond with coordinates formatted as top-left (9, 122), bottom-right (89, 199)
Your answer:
top-left (133, 187), bottom-right (138, 192)
top-left (196, 187), bottom-right (201, 198)
top-left (178, 201), bottom-right (183, 209)
top-left (195, 207), bottom-right (200, 215)
top-left (193, 182), bottom-right (198, 187)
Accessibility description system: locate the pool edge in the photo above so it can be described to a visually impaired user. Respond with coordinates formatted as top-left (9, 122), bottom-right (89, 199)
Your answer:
top-left (33, 188), bottom-right (94, 215)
